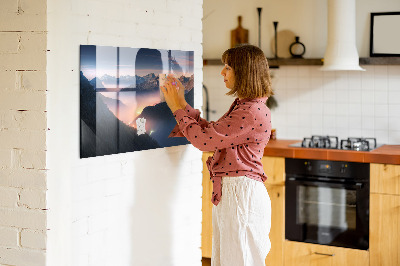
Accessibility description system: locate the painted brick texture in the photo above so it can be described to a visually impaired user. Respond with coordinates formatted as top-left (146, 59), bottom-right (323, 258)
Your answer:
top-left (46, 0), bottom-right (203, 266)
top-left (0, 227), bottom-right (19, 247)
top-left (1, 0), bottom-right (204, 265)
top-left (21, 229), bottom-right (47, 250)
top-left (0, 0), bottom-right (47, 265)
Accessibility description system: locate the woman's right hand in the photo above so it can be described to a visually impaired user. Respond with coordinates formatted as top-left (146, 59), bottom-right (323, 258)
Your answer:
top-left (167, 75), bottom-right (187, 108)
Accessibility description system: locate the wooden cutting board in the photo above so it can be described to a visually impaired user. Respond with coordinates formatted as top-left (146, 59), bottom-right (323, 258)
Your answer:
top-left (231, 16), bottom-right (249, 48)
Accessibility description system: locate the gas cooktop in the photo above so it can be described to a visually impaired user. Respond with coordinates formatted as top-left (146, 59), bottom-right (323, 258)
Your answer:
top-left (289, 135), bottom-right (383, 151)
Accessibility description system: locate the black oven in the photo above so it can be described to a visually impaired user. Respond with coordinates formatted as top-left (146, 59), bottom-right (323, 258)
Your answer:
top-left (285, 158), bottom-right (369, 250)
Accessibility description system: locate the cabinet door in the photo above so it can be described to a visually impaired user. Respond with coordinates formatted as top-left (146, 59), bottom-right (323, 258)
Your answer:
top-left (370, 163), bottom-right (400, 195)
top-left (264, 184), bottom-right (284, 266)
top-left (370, 193), bottom-right (400, 266)
top-left (284, 241), bottom-right (369, 266)
top-left (261, 156), bottom-right (285, 185)
top-left (202, 152), bottom-right (213, 258)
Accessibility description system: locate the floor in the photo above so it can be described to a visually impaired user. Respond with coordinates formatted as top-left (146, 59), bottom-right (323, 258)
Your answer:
top-left (202, 257), bottom-right (211, 266)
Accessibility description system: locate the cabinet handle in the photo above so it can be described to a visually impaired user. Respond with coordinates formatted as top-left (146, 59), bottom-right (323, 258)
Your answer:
top-left (314, 252), bottom-right (335, 257)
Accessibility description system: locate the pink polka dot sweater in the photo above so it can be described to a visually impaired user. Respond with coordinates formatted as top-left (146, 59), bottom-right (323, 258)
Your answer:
top-left (169, 97), bottom-right (272, 206)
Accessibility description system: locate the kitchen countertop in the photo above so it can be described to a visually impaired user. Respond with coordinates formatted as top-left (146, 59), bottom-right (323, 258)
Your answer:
top-left (263, 139), bottom-right (400, 165)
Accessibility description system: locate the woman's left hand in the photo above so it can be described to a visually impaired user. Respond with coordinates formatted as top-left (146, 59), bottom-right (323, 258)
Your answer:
top-left (161, 75), bottom-right (184, 113)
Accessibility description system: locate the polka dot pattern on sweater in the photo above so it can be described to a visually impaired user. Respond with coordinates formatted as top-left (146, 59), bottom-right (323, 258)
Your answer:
top-left (169, 97), bottom-right (272, 206)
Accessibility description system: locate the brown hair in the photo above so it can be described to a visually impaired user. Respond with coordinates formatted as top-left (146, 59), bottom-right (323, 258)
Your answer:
top-left (221, 44), bottom-right (273, 99)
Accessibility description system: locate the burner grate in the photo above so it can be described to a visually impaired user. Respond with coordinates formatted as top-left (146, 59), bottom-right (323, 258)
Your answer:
top-left (340, 137), bottom-right (377, 151)
top-left (296, 136), bottom-right (378, 151)
top-left (301, 135), bottom-right (339, 149)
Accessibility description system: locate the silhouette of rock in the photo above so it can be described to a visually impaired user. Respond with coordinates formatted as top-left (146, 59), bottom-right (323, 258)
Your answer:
top-left (135, 88), bottom-right (194, 147)
top-left (80, 71), bottom-right (160, 158)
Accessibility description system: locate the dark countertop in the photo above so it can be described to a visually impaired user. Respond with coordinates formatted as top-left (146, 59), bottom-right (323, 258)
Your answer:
top-left (263, 139), bottom-right (400, 165)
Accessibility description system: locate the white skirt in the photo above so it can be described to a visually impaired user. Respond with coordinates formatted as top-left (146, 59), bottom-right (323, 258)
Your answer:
top-left (212, 176), bottom-right (271, 266)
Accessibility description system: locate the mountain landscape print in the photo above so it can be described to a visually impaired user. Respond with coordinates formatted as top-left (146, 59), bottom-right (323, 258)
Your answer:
top-left (80, 45), bottom-right (194, 158)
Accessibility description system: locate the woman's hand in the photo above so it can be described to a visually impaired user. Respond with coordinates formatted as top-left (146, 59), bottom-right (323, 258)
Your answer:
top-left (171, 75), bottom-right (187, 108)
top-left (161, 75), bottom-right (185, 113)
top-left (167, 75), bottom-right (187, 108)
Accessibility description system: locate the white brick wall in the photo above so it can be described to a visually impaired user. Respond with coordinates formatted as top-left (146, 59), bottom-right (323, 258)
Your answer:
top-left (47, 1), bottom-right (203, 266)
top-left (0, 227), bottom-right (19, 247)
top-left (0, 248), bottom-right (46, 266)
top-left (21, 229), bottom-right (47, 250)
top-left (0, 0), bottom-right (48, 265)
top-left (0, 187), bottom-right (19, 208)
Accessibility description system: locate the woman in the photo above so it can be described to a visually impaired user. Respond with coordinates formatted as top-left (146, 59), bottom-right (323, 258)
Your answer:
top-left (161, 44), bottom-right (273, 266)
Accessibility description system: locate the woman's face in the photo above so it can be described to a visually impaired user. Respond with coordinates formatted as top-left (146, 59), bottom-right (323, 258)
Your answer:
top-left (221, 64), bottom-right (235, 89)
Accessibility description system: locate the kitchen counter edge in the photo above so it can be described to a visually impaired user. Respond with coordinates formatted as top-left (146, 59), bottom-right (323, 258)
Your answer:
top-left (263, 139), bottom-right (400, 165)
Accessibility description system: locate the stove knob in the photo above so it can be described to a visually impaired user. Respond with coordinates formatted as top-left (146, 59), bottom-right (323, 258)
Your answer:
top-left (305, 162), bottom-right (312, 171)
top-left (340, 164), bottom-right (347, 174)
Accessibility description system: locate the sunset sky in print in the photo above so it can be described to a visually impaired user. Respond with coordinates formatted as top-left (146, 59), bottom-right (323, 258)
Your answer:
top-left (80, 45), bottom-right (194, 90)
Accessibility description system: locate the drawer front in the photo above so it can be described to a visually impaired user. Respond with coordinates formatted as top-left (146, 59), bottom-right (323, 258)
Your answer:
top-left (284, 241), bottom-right (369, 266)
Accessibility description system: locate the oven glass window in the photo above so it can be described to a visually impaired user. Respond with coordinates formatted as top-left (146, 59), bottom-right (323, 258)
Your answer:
top-left (297, 186), bottom-right (356, 230)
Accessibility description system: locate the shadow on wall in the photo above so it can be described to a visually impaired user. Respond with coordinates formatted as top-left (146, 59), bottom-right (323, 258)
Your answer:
top-left (130, 147), bottom-right (184, 265)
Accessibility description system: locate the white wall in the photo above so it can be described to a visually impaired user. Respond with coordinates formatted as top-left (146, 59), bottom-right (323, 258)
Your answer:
top-left (204, 0), bottom-right (326, 59)
top-left (203, 0), bottom-right (400, 58)
top-left (46, 0), bottom-right (203, 266)
top-left (0, 0), bottom-right (48, 265)
top-left (270, 65), bottom-right (400, 144)
top-left (204, 64), bottom-right (400, 144)
top-left (203, 0), bottom-right (400, 145)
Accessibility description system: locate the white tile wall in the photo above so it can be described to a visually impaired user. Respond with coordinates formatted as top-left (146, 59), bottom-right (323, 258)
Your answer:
top-left (203, 65), bottom-right (400, 145)
top-left (273, 65), bottom-right (400, 144)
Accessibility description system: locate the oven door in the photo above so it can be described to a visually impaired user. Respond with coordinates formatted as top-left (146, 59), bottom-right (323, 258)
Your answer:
top-left (285, 177), bottom-right (369, 250)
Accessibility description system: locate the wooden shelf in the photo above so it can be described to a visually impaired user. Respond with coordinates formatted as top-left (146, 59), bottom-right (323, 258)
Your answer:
top-left (359, 57), bottom-right (400, 65)
top-left (268, 58), bottom-right (322, 67)
top-left (203, 57), bottom-right (400, 67)
top-left (203, 58), bottom-right (323, 67)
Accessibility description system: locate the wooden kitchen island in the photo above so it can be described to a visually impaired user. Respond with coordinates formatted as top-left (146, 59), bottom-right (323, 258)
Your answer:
top-left (201, 140), bottom-right (400, 266)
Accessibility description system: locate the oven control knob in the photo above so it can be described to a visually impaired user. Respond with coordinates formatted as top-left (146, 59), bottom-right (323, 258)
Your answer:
top-left (304, 162), bottom-right (312, 171)
top-left (340, 164), bottom-right (347, 174)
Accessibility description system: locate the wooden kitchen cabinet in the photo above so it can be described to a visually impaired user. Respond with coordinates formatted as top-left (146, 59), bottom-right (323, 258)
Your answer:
top-left (370, 193), bottom-right (400, 266)
top-left (370, 163), bottom-right (400, 266)
top-left (201, 154), bottom-right (286, 266)
top-left (284, 241), bottom-right (369, 266)
top-left (370, 163), bottom-right (400, 195)
top-left (262, 156), bottom-right (285, 266)
top-left (264, 184), bottom-right (285, 266)
top-left (202, 152), bottom-right (214, 258)
top-left (261, 156), bottom-right (285, 186)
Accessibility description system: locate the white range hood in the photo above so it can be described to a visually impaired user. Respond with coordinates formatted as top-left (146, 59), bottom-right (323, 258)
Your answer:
top-left (320, 0), bottom-right (365, 71)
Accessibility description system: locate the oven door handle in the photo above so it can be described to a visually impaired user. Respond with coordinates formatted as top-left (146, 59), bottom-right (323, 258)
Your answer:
top-left (287, 177), bottom-right (364, 189)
